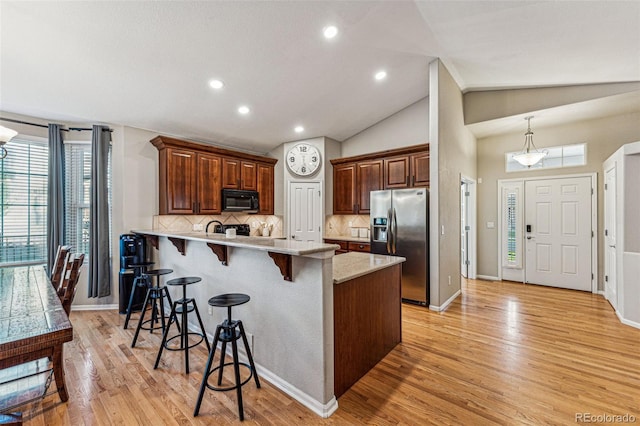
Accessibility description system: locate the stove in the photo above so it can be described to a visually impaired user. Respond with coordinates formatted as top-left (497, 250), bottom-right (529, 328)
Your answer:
top-left (221, 224), bottom-right (251, 236)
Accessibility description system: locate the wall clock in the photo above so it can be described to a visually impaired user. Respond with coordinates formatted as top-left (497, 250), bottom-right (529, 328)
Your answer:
top-left (286, 143), bottom-right (322, 177)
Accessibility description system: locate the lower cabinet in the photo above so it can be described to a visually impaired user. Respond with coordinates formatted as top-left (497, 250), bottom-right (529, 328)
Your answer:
top-left (324, 239), bottom-right (370, 254)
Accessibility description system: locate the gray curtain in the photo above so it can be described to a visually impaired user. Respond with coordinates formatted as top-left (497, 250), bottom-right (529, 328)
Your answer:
top-left (46, 124), bottom-right (65, 275)
top-left (88, 125), bottom-right (111, 298)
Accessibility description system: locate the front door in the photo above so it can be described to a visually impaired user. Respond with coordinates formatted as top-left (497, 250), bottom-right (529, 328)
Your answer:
top-left (604, 166), bottom-right (617, 308)
top-left (289, 181), bottom-right (322, 242)
top-left (524, 176), bottom-right (592, 291)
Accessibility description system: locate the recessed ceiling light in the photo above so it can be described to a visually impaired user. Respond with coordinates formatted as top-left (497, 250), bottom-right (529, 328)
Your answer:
top-left (294, 126), bottom-right (304, 133)
top-left (209, 79), bottom-right (224, 89)
top-left (238, 106), bottom-right (250, 115)
top-left (375, 71), bottom-right (387, 81)
top-left (323, 25), bottom-right (338, 39)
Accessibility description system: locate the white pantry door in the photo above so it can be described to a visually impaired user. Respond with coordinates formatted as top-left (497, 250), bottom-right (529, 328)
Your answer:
top-left (524, 176), bottom-right (592, 291)
top-left (604, 166), bottom-right (617, 308)
top-left (289, 181), bottom-right (322, 242)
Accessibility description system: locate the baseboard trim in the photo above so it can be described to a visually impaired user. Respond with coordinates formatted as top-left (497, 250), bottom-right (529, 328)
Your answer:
top-left (72, 304), bottom-right (118, 311)
top-left (182, 315), bottom-right (339, 418)
top-left (617, 311), bottom-right (640, 330)
top-left (476, 275), bottom-right (499, 282)
top-left (429, 289), bottom-right (461, 312)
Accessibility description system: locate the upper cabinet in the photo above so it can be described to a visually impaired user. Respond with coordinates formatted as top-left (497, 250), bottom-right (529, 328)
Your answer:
top-left (222, 158), bottom-right (258, 190)
top-left (152, 136), bottom-right (277, 215)
top-left (331, 144), bottom-right (429, 214)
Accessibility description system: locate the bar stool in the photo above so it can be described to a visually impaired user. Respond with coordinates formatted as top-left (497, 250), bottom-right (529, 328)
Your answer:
top-left (194, 293), bottom-right (261, 421)
top-left (131, 268), bottom-right (175, 348)
top-left (154, 277), bottom-right (210, 374)
top-left (123, 261), bottom-right (154, 329)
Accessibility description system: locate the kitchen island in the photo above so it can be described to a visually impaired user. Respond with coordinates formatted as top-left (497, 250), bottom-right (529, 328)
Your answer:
top-left (132, 230), bottom-right (404, 417)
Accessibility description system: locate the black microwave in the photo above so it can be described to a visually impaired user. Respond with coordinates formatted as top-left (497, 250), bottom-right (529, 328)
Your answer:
top-left (222, 189), bottom-right (259, 213)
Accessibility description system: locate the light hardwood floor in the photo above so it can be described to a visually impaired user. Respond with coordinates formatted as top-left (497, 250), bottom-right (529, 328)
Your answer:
top-left (14, 278), bottom-right (640, 425)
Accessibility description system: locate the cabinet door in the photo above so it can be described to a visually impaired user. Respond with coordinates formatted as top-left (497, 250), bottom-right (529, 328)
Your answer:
top-left (411, 152), bottom-right (430, 187)
top-left (333, 163), bottom-right (357, 214)
top-left (257, 163), bottom-right (274, 214)
top-left (241, 160), bottom-right (258, 190)
top-left (384, 156), bottom-right (410, 189)
top-left (356, 160), bottom-right (383, 214)
top-left (197, 153), bottom-right (222, 214)
top-left (222, 157), bottom-right (241, 189)
top-left (348, 241), bottom-right (371, 253)
top-left (165, 148), bottom-right (197, 214)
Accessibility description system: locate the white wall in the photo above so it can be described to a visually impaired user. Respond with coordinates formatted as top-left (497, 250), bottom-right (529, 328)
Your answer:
top-left (477, 111), bottom-right (640, 287)
top-left (340, 97), bottom-right (429, 158)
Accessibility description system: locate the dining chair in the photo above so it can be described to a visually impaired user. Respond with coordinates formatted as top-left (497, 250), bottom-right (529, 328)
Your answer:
top-left (57, 253), bottom-right (85, 316)
top-left (50, 245), bottom-right (72, 289)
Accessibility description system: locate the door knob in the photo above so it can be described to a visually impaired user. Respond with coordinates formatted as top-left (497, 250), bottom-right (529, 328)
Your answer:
top-left (527, 236), bottom-right (534, 240)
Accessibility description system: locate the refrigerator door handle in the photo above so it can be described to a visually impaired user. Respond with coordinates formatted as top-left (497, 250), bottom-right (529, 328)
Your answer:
top-left (386, 208), bottom-right (393, 253)
top-left (392, 208), bottom-right (398, 254)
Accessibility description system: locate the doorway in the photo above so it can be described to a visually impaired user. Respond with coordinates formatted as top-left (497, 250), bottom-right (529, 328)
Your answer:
top-left (604, 165), bottom-right (617, 308)
top-left (288, 181), bottom-right (322, 242)
top-left (460, 176), bottom-right (476, 279)
top-left (499, 174), bottom-right (596, 292)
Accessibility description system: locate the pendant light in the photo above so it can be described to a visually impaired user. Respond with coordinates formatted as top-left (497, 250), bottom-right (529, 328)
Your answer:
top-left (512, 116), bottom-right (547, 167)
top-left (0, 125), bottom-right (18, 159)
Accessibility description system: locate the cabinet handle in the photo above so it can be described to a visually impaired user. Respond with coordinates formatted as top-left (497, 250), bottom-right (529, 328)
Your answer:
top-left (412, 175), bottom-right (415, 186)
top-left (193, 202), bottom-right (197, 212)
top-left (359, 245), bottom-right (364, 249)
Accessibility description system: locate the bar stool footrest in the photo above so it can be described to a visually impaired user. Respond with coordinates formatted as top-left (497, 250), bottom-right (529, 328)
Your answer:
top-left (203, 362), bottom-right (254, 392)
top-left (164, 333), bottom-right (206, 351)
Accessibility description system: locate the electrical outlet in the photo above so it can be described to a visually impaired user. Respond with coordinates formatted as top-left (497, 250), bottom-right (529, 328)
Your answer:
top-left (348, 221), bottom-right (353, 227)
top-left (193, 223), bottom-right (204, 231)
top-left (208, 305), bottom-right (213, 315)
top-left (448, 275), bottom-right (451, 286)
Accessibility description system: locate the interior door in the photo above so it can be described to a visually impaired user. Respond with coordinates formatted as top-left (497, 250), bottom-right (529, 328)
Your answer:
top-left (289, 181), bottom-right (322, 242)
top-left (604, 166), bottom-right (617, 308)
top-left (461, 182), bottom-right (469, 278)
top-left (524, 177), bottom-right (592, 291)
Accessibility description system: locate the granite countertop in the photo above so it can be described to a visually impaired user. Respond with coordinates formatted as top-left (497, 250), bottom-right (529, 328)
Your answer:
top-left (133, 230), bottom-right (339, 256)
top-left (323, 235), bottom-right (370, 243)
top-left (332, 252), bottom-right (405, 284)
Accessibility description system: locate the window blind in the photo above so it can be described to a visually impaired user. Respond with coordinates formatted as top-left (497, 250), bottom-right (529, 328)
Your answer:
top-left (0, 138), bottom-right (48, 265)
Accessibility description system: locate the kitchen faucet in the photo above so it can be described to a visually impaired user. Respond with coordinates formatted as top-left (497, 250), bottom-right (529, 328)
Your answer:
top-left (205, 220), bottom-right (223, 234)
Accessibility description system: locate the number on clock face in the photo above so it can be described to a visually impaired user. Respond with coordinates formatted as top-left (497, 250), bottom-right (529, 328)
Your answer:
top-left (286, 143), bottom-right (321, 176)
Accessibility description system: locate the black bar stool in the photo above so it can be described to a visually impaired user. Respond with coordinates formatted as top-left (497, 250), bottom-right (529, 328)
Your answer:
top-left (123, 261), bottom-right (154, 329)
top-left (194, 293), bottom-right (260, 421)
top-left (154, 277), bottom-right (210, 374)
top-left (131, 268), bottom-right (175, 348)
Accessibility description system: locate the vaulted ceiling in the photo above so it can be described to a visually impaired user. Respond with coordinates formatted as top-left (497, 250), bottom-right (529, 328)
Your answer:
top-left (1, 1), bottom-right (639, 152)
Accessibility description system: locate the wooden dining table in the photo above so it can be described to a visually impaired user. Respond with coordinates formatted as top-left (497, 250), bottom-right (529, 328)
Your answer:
top-left (0, 266), bottom-right (73, 406)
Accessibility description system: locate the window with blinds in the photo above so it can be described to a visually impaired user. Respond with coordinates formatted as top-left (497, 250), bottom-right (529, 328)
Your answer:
top-left (64, 143), bottom-right (112, 257)
top-left (0, 137), bottom-right (48, 266)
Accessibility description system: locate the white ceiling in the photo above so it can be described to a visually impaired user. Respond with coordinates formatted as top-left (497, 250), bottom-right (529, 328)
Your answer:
top-left (1, 1), bottom-right (639, 153)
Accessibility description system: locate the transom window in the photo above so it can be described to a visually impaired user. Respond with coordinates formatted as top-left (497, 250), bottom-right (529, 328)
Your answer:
top-left (506, 143), bottom-right (586, 172)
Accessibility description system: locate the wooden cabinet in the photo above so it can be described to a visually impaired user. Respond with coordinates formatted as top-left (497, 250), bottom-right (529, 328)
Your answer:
top-left (257, 163), bottom-right (274, 215)
top-left (384, 152), bottom-right (430, 189)
top-left (163, 148), bottom-right (197, 214)
top-left (333, 161), bottom-right (382, 214)
top-left (323, 239), bottom-right (370, 254)
top-left (348, 241), bottom-right (370, 253)
top-left (324, 239), bottom-right (349, 254)
top-left (331, 144), bottom-right (429, 214)
top-left (333, 163), bottom-right (357, 214)
top-left (222, 158), bottom-right (258, 190)
top-left (356, 160), bottom-right (383, 214)
top-left (411, 152), bottom-right (430, 187)
top-left (152, 136), bottom-right (277, 215)
top-left (197, 153), bottom-right (222, 214)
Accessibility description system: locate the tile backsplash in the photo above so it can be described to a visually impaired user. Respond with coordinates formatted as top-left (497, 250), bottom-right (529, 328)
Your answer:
top-left (324, 215), bottom-right (370, 238)
top-left (154, 214), bottom-right (283, 237)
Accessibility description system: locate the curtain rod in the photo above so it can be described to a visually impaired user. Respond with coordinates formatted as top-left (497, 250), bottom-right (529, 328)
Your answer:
top-left (0, 117), bottom-right (113, 132)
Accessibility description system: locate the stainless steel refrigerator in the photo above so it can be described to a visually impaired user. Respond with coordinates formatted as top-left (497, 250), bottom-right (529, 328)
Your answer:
top-left (370, 188), bottom-right (429, 305)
